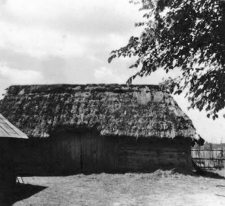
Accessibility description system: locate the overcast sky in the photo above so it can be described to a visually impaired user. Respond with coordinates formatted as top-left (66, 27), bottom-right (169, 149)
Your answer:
top-left (0, 0), bottom-right (224, 143)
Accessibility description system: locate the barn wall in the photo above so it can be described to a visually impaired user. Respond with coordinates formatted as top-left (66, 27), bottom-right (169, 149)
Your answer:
top-left (116, 137), bottom-right (192, 173)
top-left (5, 131), bottom-right (118, 175)
top-left (48, 131), bottom-right (118, 174)
top-left (5, 132), bottom-right (192, 175)
top-left (6, 138), bottom-right (53, 175)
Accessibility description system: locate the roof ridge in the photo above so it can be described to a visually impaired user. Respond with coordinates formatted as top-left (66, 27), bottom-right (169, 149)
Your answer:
top-left (5, 84), bottom-right (163, 96)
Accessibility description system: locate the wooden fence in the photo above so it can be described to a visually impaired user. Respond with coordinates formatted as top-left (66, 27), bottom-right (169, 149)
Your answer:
top-left (191, 149), bottom-right (225, 170)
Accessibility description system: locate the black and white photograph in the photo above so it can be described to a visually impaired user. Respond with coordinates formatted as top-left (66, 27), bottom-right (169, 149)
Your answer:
top-left (0, 0), bottom-right (225, 205)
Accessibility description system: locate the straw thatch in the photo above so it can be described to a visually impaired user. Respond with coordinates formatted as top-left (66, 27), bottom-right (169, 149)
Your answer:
top-left (0, 84), bottom-right (196, 139)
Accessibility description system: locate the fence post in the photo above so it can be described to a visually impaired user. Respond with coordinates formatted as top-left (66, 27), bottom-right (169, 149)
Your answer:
top-left (192, 149), bottom-right (225, 170)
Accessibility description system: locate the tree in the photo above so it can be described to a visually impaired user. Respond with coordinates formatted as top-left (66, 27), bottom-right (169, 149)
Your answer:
top-left (108, 0), bottom-right (225, 119)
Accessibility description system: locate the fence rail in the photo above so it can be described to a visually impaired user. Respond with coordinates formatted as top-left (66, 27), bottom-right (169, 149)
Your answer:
top-left (191, 149), bottom-right (225, 170)
top-left (193, 158), bottom-right (225, 161)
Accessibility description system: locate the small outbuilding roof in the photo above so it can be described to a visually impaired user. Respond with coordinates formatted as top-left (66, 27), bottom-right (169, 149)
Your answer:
top-left (0, 84), bottom-right (197, 139)
top-left (0, 114), bottom-right (28, 139)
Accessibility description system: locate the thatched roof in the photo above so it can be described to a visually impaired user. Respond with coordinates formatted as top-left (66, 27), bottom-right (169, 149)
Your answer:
top-left (0, 114), bottom-right (28, 139)
top-left (0, 84), bottom-right (197, 139)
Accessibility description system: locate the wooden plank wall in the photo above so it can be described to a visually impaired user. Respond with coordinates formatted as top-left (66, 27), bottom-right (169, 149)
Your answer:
top-left (49, 131), bottom-right (118, 174)
top-left (116, 137), bottom-right (192, 173)
top-left (5, 133), bottom-right (192, 175)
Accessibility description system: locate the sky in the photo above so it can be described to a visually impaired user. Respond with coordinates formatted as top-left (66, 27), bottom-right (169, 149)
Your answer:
top-left (0, 0), bottom-right (224, 143)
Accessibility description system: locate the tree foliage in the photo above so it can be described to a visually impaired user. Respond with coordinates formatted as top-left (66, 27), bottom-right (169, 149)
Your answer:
top-left (109, 0), bottom-right (225, 119)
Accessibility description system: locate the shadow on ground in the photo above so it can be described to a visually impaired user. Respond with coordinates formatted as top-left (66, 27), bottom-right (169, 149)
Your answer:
top-left (11, 183), bottom-right (47, 205)
top-left (193, 170), bottom-right (225, 179)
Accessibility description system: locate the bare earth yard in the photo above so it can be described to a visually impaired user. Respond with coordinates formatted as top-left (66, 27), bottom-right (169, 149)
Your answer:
top-left (13, 170), bottom-right (225, 206)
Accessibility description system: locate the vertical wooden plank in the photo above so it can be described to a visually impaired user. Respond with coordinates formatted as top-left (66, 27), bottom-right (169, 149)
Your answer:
top-left (64, 136), bottom-right (70, 173)
top-left (52, 137), bottom-right (59, 174)
top-left (80, 132), bottom-right (85, 173)
top-left (81, 133), bottom-right (85, 173)
top-left (82, 132), bottom-right (94, 173)
top-left (70, 133), bottom-right (81, 173)
top-left (97, 135), bottom-right (102, 172)
top-left (78, 133), bottom-right (82, 173)
top-left (57, 137), bottom-right (64, 174)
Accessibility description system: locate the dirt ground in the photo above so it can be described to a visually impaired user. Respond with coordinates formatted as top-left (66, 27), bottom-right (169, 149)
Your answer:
top-left (12, 170), bottom-right (225, 206)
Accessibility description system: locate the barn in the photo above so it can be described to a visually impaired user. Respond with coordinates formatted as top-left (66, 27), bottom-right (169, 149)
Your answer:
top-left (0, 84), bottom-right (202, 175)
